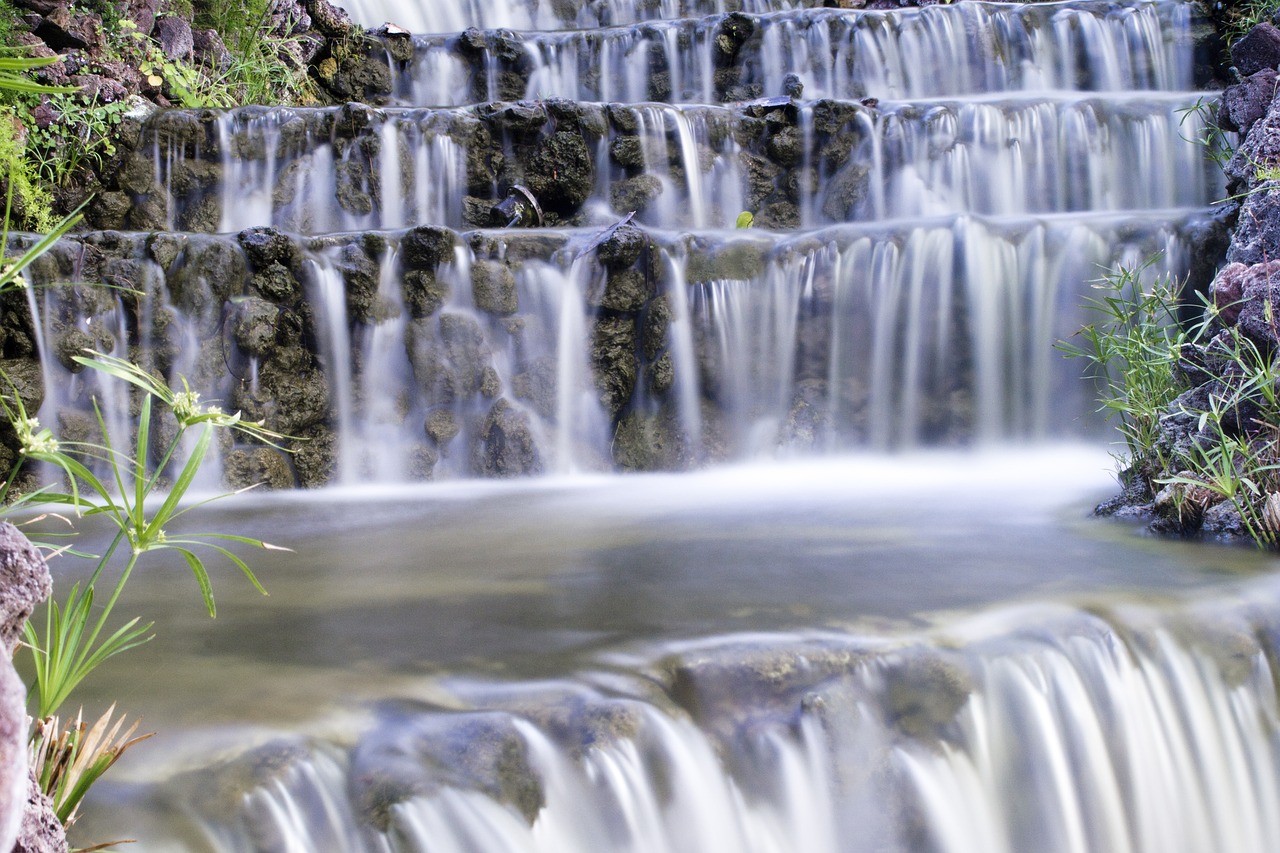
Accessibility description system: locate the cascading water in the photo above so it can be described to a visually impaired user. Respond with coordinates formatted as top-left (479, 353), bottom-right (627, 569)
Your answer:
top-left (20, 0), bottom-right (1269, 850)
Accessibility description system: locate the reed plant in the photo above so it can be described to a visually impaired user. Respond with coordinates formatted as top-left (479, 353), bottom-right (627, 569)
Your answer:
top-left (1057, 258), bottom-right (1188, 485)
top-left (1063, 259), bottom-right (1280, 548)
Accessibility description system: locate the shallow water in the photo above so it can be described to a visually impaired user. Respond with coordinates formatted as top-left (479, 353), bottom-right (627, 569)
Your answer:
top-left (30, 446), bottom-right (1278, 850)
top-left (43, 446), bottom-right (1266, 740)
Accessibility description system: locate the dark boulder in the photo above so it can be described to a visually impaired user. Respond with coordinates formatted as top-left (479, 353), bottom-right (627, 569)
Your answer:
top-left (1218, 69), bottom-right (1278, 136)
top-left (1233, 22), bottom-right (1280, 77)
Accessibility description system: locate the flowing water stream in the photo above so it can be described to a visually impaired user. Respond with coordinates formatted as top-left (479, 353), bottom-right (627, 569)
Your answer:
top-left (25, 0), bottom-right (1280, 849)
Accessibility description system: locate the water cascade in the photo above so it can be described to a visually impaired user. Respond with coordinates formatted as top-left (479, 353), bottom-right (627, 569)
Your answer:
top-left (18, 0), bottom-right (1267, 849)
top-left (25, 0), bottom-right (1228, 480)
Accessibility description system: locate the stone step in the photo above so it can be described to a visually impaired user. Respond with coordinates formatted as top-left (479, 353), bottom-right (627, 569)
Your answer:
top-left (95, 92), bottom-right (1224, 235)
top-left (18, 208), bottom-right (1225, 484)
top-left (344, 0), bottom-right (1215, 108)
top-left (343, 0), bottom-right (823, 34)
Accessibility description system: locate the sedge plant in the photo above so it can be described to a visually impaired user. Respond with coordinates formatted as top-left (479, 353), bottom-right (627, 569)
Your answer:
top-left (0, 47), bottom-right (295, 842)
top-left (1057, 257), bottom-right (1190, 487)
top-left (1063, 256), bottom-right (1280, 548)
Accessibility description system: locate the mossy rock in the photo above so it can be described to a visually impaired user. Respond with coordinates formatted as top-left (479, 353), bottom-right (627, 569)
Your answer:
top-left (471, 260), bottom-right (518, 315)
top-left (683, 238), bottom-right (770, 283)
top-left (223, 445), bottom-right (296, 490)
top-left (476, 398), bottom-right (543, 477)
top-left (590, 316), bottom-right (638, 416)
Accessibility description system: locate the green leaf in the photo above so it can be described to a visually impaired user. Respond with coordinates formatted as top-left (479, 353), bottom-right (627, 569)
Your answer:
top-left (139, 423), bottom-right (211, 550)
top-left (169, 547), bottom-right (215, 617)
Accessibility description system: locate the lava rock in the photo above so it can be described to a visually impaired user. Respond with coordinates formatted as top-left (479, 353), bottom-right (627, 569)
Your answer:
top-left (1233, 22), bottom-right (1280, 77)
top-left (1218, 69), bottom-right (1278, 135)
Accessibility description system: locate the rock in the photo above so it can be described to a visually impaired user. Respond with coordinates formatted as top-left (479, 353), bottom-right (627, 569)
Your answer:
top-left (86, 191), bottom-right (132, 231)
top-left (715, 12), bottom-right (754, 64)
top-left (34, 6), bottom-right (102, 51)
top-left (1219, 70), bottom-right (1279, 136)
top-left (512, 356), bottom-right (557, 419)
top-left (423, 408), bottom-right (460, 447)
top-left (233, 297), bottom-right (281, 357)
top-left (881, 649), bottom-right (973, 741)
top-left (766, 125), bottom-right (803, 166)
top-left (610, 175), bottom-right (663, 214)
top-left (238, 227), bottom-right (299, 271)
top-left (292, 425), bottom-right (337, 487)
top-left (1210, 261), bottom-right (1247, 324)
top-left (305, 0), bottom-right (353, 37)
top-left (223, 446), bottom-right (295, 490)
top-left (525, 132), bottom-right (594, 215)
top-left (0, 358), bottom-right (43, 415)
top-left (400, 226), bottom-right (457, 270)
top-left (471, 260), bottom-right (518, 315)
top-left (612, 408), bottom-right (687, 470)
top-left (350, 707), bottom-right (542, 830)
top-left (592, 269), bottom-right (649, 313)
top-left (335, 241), bottom-right (379, 322)
top-left (402, 270), bottom-right (449, 318)
top-left (156, 15), bottom-right (194, 62)
top-left (1226, 259), bottom-right (1280, 344)
top-left (477, 398), bottom-right (543, 477)
top-left (595, 223), bottom-right (646, 270)
top-left (1233, 22), bottom-right (1280, 77)
top-left (11, 769), bottom-right (61, 853)
top-left (0, 524), bottom-right (57, 853)
top-left (609, 135), bottom-right (646, 169)
top-left (192, 27), bottom-right (233, 73)
top-left (591, 316), bottom-right (637, 416)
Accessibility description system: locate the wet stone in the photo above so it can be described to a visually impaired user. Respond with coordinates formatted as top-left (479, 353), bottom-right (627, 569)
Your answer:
top-left (596, 223), bottom-right (647, 270)
top-left (400, 225), bottom-right (458, 270)
top-left (223, 446), bottom-right (295, 490)
top-left (238, 226), bottom-right (299, 270)
top-left (471, 260), bottom-right (518, 315)
top-left (423, 408), bottom-right (460, 447)
top-left (402, 270), bottom-right (449, 318)
top-left (233, 297), bottom-right (281, 357)
top-left (591, 315), bottom-right (638, 416)
top-left (477, 398), bottom-right (543, 477)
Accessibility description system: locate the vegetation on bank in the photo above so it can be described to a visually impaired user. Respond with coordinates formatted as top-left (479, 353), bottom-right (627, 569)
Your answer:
top-left (1062, 263), bottom-right (1280, 548)
top-left (0, 0), bottom-right (332, 233)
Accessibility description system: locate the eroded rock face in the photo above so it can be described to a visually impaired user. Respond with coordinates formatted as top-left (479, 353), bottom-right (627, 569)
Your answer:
top-left (0, 523), bottom-right (61, 853)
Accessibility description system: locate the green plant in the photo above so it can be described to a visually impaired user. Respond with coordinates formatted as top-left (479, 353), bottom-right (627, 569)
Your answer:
top-left (29, 705), bottom-right (152, 830)
top-left (0, 46), bottom-right (292, 846)
top-left (1177, 96), bottom-right (1234, 177)
top-left (26, 93), bottom-right (130, 189)
top-left (1224, 0), bottom-right (1280, 46)
top-left (1057, 258), bottom-right (1189, 479)
top-left (6, 352), bottom-right (289, 719)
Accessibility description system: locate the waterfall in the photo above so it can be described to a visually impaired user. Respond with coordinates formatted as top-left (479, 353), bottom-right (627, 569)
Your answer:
top-left (21, 0), bottom-right (1227, 476)
top-left (88, 587), bottom-right (1280, 852)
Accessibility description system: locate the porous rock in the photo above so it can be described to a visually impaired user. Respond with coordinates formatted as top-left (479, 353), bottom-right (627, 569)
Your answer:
top-left (1233, 22), bottom-right (1280, 78)
top-left (0, 524), bottom-right (59, 853)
